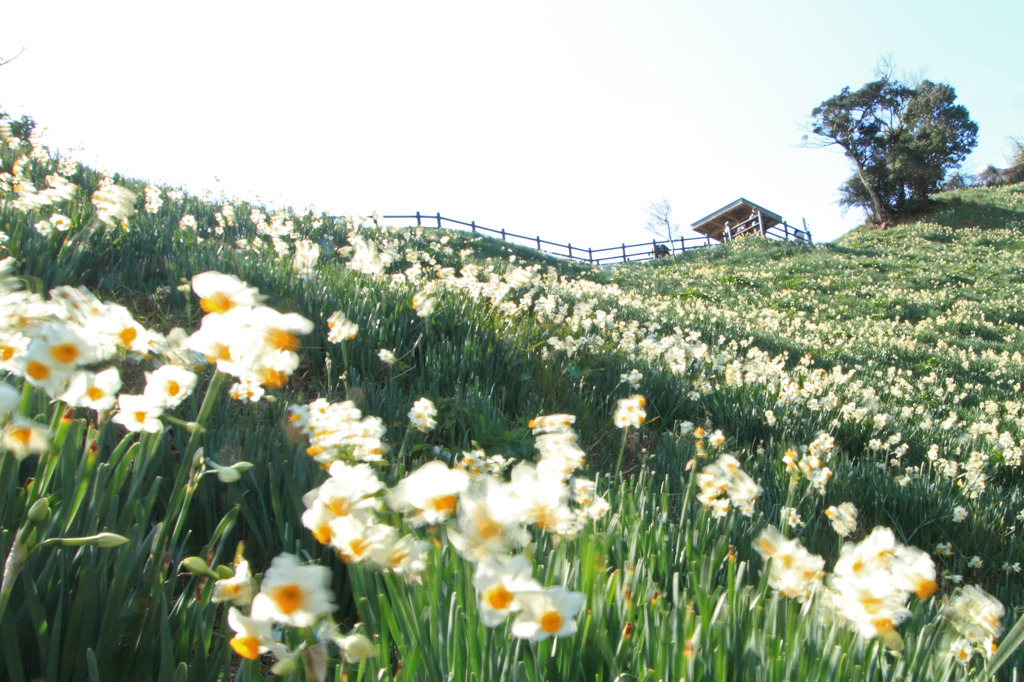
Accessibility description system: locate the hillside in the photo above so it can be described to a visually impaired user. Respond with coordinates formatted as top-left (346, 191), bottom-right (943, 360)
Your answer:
top-left (2, 112), bottom-right (1024, 680)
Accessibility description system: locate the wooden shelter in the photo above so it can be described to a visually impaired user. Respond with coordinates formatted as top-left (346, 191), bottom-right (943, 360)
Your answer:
top-left (690, 198), bottom-right (784, 243)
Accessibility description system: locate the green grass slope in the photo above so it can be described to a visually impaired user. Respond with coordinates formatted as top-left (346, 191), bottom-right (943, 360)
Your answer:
top-left (2, 111), bottom-right (1024, 680)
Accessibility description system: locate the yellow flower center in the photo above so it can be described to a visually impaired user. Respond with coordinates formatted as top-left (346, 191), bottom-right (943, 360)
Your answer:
top-left (429, 495), bottom-right (458, 515)
top-left (871, 617), bottom-right (894, 633)
top-left (860, 597), bottom-right (884, 615)
top-left (87, 386), bottom-right (105, 401)
top-left (27, 360), bottom-right (51, 381)
top-left (915, 579), bottom-right (938, 600)
top-left (388, 548), bottom-right (410, 569)
top-left (0, 345), bottom-right (14, 360)
top-left (313, 524), bottom-right (332, 545)
top-left (230, 635), bottom-right (260, 660)
top-left (328, 498), bottom-right (351, 517)
top-left (268, 584), bottom-right (303, 614)
top-left (209, 344), bottom-right (232, 362)
top-left (483, 585), bottom-right (513, 611)
top-left (258, 368), bottom-right (288, 389)
top-left (50, 343), bottom-right (80, 364)
top-left (348, 538), bottom-right (371, 559)
top-left (166, 380), bottom-right (180, 396)
top-left (476, 519), bottom-right (503, 540)
top-left (9, 426), bottom-right (32, 445)
top-left (540, 610), bottom-right (564, 634)
top-left (266, 328), bottom-right (300, 353)
top-left (119, 326), bottom-right (137, 347)
top-left (200, 292), bottom-right (233, 314)
top-left (534, 507), bottom-right (559, 531)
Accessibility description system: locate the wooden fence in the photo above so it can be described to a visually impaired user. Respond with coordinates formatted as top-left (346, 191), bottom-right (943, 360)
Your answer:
top-left (374, 212), bottom-right (812, 265)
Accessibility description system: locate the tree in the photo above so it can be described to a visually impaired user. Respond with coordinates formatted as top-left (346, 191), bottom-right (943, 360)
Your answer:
top-left (1002, 138), bottom-right (1024, 184)
top-left (810, 73), bottom-right (978, 227)
top-left (643, 198), bottom-right (678, 246)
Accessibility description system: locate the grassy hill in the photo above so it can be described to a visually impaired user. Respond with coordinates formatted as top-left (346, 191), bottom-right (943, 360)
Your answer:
top-left (2, 111), bottom-right (1024, 680)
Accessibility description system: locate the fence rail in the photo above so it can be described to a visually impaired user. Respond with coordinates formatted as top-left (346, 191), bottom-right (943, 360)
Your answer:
top-left (374, 211), bottom-right (812, 265)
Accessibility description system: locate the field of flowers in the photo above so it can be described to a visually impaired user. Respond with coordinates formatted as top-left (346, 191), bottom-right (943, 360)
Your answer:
top-left (1, 109), bottom-right (1023, 681)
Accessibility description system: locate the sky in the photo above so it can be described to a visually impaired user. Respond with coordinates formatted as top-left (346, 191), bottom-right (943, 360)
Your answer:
top-left (1, 1), bottom-right (1022, 247)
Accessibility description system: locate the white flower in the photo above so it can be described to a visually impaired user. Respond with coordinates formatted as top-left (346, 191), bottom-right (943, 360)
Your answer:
top-left (212, 560), bottom-right (257, 606)
top-left (111, 394), bottom-right (164, 433)
top-left (59, 367), bottom-right (121, 412)
top-left (227, 606), bottom-right (289, 661)
top-left (825, 502), bottom-right (858, 537)
top-left (143, 364), bottom-right (197, 408)
top-left (473, 554), bottom-right (541, 626)
top-left (409, 397), bottom-right (437, 433)
top-left (510, 587), bottom-right (585, 641)
top-left (250, 553), bottom-right (336, 627)
top-left (192, 272), bottom-right (264, 315)
top-left (326, 310), bottom-right (358, 342)
top-left (2, 418), bottom-right (50, 460)
top-left (613, 395), bottom-right (646, 429)
top-left (388, 460), bottom-right (469, 526)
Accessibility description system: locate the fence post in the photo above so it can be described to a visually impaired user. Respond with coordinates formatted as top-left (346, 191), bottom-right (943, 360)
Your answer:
top-left (501, 229), bottom-right (506, 242)
top-left (706, 234), bottom-right (711, 247)
top-left (622, 243), bottom-right (627, 263)
top-left (471, 220), bottom-right (477, 234)
top-left (678, 237), bottom-right (684, 253)
top-left (588, 248), bottom-right (593, 263)
top-left (536, 235), bottom-right (541, 250)
top-left (436, 212), bottom-right (442, 229)
top-left (783, 221), bottom-right (789, 241)
top-left (416, 211), bottom-right (422, 228)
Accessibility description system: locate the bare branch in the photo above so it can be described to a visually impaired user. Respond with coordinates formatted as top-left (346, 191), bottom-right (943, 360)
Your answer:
top-left (0, 48), bottom-right (25, 68)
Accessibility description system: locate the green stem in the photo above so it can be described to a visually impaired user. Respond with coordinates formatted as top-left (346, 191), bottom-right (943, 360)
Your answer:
top-left (18, 379), bottom-right (32, 417)
top-left (395, 427), bottom-right (415, 479)
top-left (615, 427), bottom-right (629, 482)
top-left (184, 371), bottom-right (228, 461)
top-left (340, 340), bottom-right (351, 395)
top-left (0, 527), bottom-right (28, 622)
top-left (148, 371), bottom-right (228, 579)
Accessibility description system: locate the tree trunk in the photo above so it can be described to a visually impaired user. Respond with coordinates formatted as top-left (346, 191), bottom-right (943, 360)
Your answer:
top-left (846, 150), bottom-right (890, 228)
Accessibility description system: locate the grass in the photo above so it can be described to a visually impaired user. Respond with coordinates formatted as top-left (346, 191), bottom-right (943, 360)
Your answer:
top-left (2, 110), bottom-right (1024, 680)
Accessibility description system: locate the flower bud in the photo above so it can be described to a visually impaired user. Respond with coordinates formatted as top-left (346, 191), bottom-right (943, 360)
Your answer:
top-left (92, 532), bottom-right (130, 548)
top-left (215, 564), bottom-right (236, 580)
top-left (27, 498), bottom-right (50, 523)
top-left (181, 556), bottom-right (216, 577)
top-left (270, 658), bottom-right (297, 676)
top-left (47, 533), bottom-right (128, 548)
top-left (339, 633), bottom-right (377, 663)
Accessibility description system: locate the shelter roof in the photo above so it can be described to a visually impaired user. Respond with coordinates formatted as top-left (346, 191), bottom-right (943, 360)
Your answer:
top-left (690, 198), bottom-right (783, 242)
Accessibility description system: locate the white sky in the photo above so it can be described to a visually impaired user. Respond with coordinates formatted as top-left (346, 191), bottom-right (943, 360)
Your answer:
top-left (2, 1), bottom-right (1022, 246)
